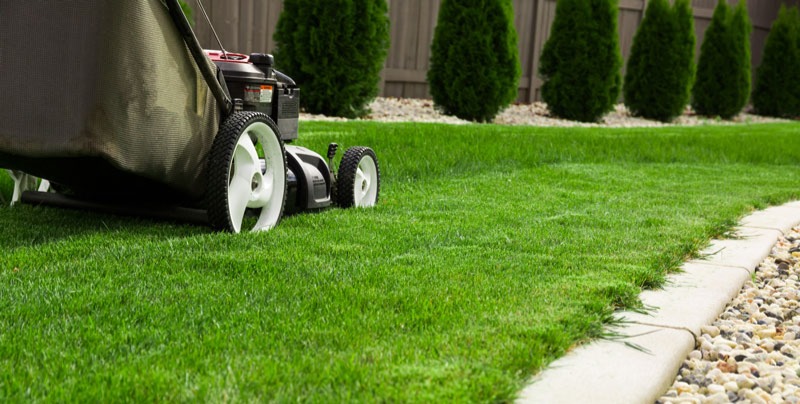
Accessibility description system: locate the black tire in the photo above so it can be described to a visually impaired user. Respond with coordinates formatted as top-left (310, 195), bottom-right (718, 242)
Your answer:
top-left (335, 146), bottom-right (380, 208)
top-left (206, 112), bottom-right (287, 233)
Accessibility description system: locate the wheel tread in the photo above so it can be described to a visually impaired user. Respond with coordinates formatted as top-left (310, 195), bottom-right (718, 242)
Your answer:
top-left (206, 112), bottom-right (287, 232)
top-left (335, 146), bottom-right (380, 208)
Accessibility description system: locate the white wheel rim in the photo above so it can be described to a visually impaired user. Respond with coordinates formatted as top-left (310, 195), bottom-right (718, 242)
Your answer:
top-left (227, 122), bottom-right (285, 232)
top-left (353, 155), bottom-right (378, 207)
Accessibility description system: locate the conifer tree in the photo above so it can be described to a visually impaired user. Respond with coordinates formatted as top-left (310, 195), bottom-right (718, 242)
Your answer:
top-left (623, 0), bottom-right (695, 122)
top-left (731, 1), bottom-right (752, 112)
top-left (539, 0), bottom-right (622, 122)
top-left (428, 0), bottom-right (521, 122)
top-left (273, 0), bottom-right (390, 118)
top-left (692, 0), bottom-right (752, 119)
top-left (674, 0), bottom-right (696, 105)
top-left (753, 5), bottom-right (800, 117)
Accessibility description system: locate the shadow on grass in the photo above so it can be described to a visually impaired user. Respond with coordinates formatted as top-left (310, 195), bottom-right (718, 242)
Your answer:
top-left (0, 202), bottom-right (207, 251)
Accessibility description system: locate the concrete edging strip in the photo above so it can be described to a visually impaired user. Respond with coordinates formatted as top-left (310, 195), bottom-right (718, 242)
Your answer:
top-left (516, 201), bottom-right (800, 403)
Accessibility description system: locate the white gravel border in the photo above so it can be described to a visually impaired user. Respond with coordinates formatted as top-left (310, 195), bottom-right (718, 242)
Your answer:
top-left (515, 202), bottom-right (800, 403)
top-left (301, 97), bottom-right (790, 127)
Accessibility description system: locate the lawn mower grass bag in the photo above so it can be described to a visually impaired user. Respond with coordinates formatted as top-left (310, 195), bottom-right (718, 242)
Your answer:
top-left (0, 1), bottom-right (221, 201)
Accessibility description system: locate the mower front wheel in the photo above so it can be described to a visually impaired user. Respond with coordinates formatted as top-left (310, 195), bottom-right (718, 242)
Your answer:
top-left (206, 112), bottom-right (287, 233)
top-left (335, 146), bottom-right (380, 208)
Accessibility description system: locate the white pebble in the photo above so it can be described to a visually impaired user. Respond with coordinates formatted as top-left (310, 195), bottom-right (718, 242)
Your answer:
top-left (705, 392), bottom-right (729, 404)
top-left (701, 325), bottom-right (720, 337)
top-left (737, 375), bottom-right (756, 389)
top-left (758, 327), bottom-right (777, 338)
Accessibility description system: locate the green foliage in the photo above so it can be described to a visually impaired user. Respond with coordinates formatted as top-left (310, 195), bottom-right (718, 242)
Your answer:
top-left (273, 0), bottom-right (390, 118)
top-left (539, 0), bottom-right (622, 123)
top-left (179, 0), bottom-right (193, 26)
top-left (731, 1), bottom-right (752, 111)
top-left (623, 0), bottom-right (695, 122)
top-left (427, 0), bottom-right (521, 122)
top-left (692, 0), bottom-right (752, 119)
top-left (753, 5), bottom-right (800, 118)
top-left (674, 0), bottom-right (696, 96)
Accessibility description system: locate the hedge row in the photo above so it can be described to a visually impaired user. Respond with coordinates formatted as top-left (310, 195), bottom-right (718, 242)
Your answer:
top-left (268, 0), bottom-right (795, 122)
top-left (539, 0), bottom-right (754, 123)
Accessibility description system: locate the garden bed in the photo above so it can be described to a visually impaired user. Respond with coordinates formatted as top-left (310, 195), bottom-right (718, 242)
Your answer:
top-left (301, 97), bottom-right (789, 127)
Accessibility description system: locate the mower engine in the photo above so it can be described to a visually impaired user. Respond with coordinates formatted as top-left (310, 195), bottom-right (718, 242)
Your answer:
top-left (205, 51), bottom-right (299, 141)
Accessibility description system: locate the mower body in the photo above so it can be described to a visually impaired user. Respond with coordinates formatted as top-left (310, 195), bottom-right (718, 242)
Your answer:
top-left (0, 0), bottom-right (378, 232)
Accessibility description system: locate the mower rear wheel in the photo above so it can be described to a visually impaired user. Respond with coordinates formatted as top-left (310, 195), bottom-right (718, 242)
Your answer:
top-left (335, 146), bottom-right (380, 208)
top-left (207, 112), bottom-right (287, 233)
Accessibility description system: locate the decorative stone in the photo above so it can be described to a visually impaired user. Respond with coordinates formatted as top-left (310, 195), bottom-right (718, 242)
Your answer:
top-left (758, 327), bottom-right (778, 339)
top-left (737, 375), bottom-right (756, 389)
top-left (702, 325), bottom-right (720, 338)
top-left (657, 226), bottom-right (800, 404)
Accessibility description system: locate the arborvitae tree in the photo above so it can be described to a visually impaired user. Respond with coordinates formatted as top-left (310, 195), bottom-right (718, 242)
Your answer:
top-left (674, 0), bottom-right (696, 106)
top-left (539, 0), bottom-right (622, 123)
top-left (273, 0), bottom-right (390, 118)
top-left (593, 0), bottom-right (623, 107)
top-left (624, 0), bottom-right (695, 122)
top-left (731, 1), bottom-right (752, 112)
top-left (692, 0), bottom-right (752, 119)
top-left (753, 5), bottom-right (800, 117)
top-left (427, 0), bottom-right (521, 122)
top-left (625, 0), bottom-right (677, 120)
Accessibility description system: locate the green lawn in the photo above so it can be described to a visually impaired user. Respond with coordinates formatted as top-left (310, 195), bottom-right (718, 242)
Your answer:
top-left (1, 122), bottom-right (799, 402)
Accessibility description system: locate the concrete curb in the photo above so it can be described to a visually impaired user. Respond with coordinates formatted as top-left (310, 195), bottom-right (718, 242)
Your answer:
top-left (516, 201), bottom-right (800, 403)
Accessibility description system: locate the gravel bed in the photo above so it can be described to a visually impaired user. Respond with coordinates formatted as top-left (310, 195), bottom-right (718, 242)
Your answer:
top-left (300, 97), bottom-right (789, 127)
top-left (657, 227), bottom-right (800, 404)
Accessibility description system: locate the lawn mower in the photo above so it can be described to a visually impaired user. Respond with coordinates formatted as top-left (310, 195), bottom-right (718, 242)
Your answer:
top-left (0, 0), bottom-right (380, 233)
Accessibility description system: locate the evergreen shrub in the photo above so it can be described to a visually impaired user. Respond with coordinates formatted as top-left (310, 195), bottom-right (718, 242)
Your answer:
top-left (539, 0), bottom-right (622, 123)
top-left (623, 0), bottom-right (695, 122)
top-left (273, 0), bottom-right (390, 118)
top-left (692, 0), bottom-right (752, 119)
top-left (427, 0), bottom-right (521, 123)
top-left (753, 5), bottom-right (800, 118)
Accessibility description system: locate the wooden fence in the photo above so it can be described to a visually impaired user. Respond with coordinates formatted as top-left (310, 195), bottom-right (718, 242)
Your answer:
top-left (192, 0), bottom-right (798, 103)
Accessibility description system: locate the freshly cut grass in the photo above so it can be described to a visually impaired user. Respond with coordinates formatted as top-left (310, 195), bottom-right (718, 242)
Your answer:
top-left (1, 122), bottom-right (799, 402)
